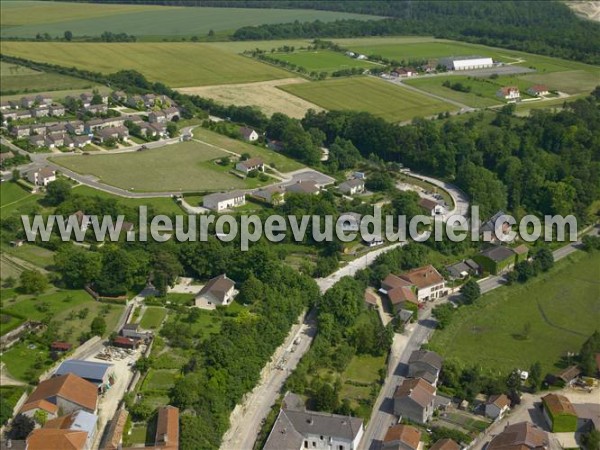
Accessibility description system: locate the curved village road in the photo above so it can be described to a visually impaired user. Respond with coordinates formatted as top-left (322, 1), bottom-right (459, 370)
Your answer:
top-left (219, 242), bottom-right (406, 450)
top-left (359, 225), bottom-right (598, 450)
top-left (408, 172), bottom-right (470, 221)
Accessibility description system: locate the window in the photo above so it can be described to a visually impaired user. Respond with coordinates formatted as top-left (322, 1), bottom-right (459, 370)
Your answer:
top-left (312, 442), bottom-right (316, 448)
top-left (339, 446), bottom-right (344, 450)
top-left (320, 436), bottom-right (324, 440)
top-left (304, 441), bottom-right (308, 448)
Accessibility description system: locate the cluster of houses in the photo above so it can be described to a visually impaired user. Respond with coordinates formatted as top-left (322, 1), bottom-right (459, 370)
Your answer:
top-left (2, 90), bottom-right (181, 150)
top-left (496, 84), bottom-right (550, 101)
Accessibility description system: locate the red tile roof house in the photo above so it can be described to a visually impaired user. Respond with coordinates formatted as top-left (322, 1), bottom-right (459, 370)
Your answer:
top-left (485, 393), bottom-right (511, 420)
top-left (20, 373), bottom-right (98, 416)
top-left (235, 157), bottom-right (264, 174)
top-left (381, 265), bottom-right (446, 308)
top-left (382, 424), bottom-right (423, 450)
top-left (393, 378), bottom-right (436, 424)
top-left (155, 406), bottom-right (180, 449)
top-left (496, 86), bottom-right (520, 100)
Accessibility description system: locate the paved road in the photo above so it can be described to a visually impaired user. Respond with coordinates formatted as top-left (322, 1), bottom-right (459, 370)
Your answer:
top-left (406, 172), bottom-right (470, 221)
top-left (219, 242), bottom-right (405, 450)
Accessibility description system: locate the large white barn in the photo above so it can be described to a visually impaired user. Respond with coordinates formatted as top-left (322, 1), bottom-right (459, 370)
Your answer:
top-left (444, 57), bottom-right (494, 71)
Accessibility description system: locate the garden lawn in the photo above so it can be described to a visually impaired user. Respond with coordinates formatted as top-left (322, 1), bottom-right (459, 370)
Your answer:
top-left (139, 307), bottom-right (167, 330)
top-left (52, 140), bottom-right (256, 192)
top-left (143, 368), bottom-right (179, 391)
top-left (280, 76), bottom-right (457, 122)
top-left (0, 182), bottom-right (40, 219)
top-left (269, 50), bottom-right (378, 73)
top-left (192, 127), bottom-right (303, 173)
top-left (429, 251), bottom-right (600, 375)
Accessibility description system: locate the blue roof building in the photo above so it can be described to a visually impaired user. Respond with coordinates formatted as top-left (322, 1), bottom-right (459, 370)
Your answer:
top-left (55, 360), bottom-right (113, 387)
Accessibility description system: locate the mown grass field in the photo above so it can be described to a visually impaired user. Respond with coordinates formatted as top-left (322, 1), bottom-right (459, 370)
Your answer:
top-left (139, 307), bottom-right (167, 330)
top-left (1, 243), bottom-right (55, 270)
top-left (429, 251), bottom-right (600, 375)
top-left (52, 140), bottom-right (255, 192)
top-left (192, 127), bottom-right (303, 172)
top-left (269, 50), bottom-right (378, 73)
top-left (0, 42), bottom-right (292, 87)
top-left (1, 1), bottom-right (380, 39)
top-left (0, 61), bottom-right (98, 94)
top-left (280, 76), bottom-right (457, 122)
top-left (518, 70), bottom-right (600, 95)
top-left (71, 185), bottom-right (184, 216)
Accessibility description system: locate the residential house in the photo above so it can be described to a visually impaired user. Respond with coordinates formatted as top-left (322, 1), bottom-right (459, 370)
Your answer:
top-left (0, 100), bottom-right (11, 111)
top-left (555, 366), bottom-right (581, 387)
top-left (43, 409), bottom-right (99, 450)
top-left (542, 394), bottom-right (578, 432)
top-left (28, 134), bottom-right (46, 148)
top-left (19, 399), bottom-right (59, 421)
top-left (240, 126), bottom-right (259, 142)
top-left (85, 103), bottom-right (108, 115)
top-left (393, 378), bottom-right (436, 424)
top-left (399, 265), bottom-right (446, 302)
top-left (253, 185), bottom-right (285, 205)
top-left (54, 360), bottom-right (114, 389)
top-left (111, 90), bottom-right (127, 102)
top-left (8, 100), bottom-right (20, 109)
top-left (356, 54), bottom-right (368, 60)
top-left (285, 180), bottom-right (321, 195)
top-left (47, 123), bottom-right (67, 134)
top-left (382, 424), bottom-right (422, 450)
top-left (26, 429), bottom-right (88, 450)
top-left (49, 104), bottom-right (66, 116)
top-left (393, 67), bottom-right (417, 77)
top-left (486, 422), bottom-right (549, 450)
top-left (35, 94), bottom-right (53, 106)
top-left (142, 93), bottom-right (157, 107)
top-left (2, 110), bottom-right (19, 122)
top-left (496, 86), bottom-right (520, 100)
top-left (194, 274), bottom-right (237, 309)
top-left (419, 197), bottom-right (446, 216)
top-left (485, 394), bottom-right (511, 420)
top-left (11, 124), bottom-right (32, 138)
top-left (31, 106), bottom-right (50, 118)
top-left (235, 157), bottom-right (264, 174)
top-left (20, 373), bottom-right (98, 415)
top-left (154, 406), bottom-right (179, 449)
top-left (31, 123), bottom-right (48, 135)
top-left (120, 323), bottom-right (152, 341)
top-left (203, 191), bottom-right (246, 211)
top-left (95, 126), bottom-right (129, 143)
top-left (20, 96), bottom-right (36, 108)
top-left (149, 122), bottom-right (167, 137)
top-left (70, 135), bottom-right (92, 148)
top-left (84, 118), bottom-right (105, 133)
top-left (474, 245), bottom-right (525, 275)
top-left (66, 210), bottom-right (90, 233)
top-left (27, 167), bottom-right (56, 186)
top-left (380, 274), bottom-right (418, 313)
top-left (15, 109), bottom-right (32, 120)
top-left (148, 110), bottom-right (168, 124)
top-left (263, 392), bottom-right (364, 450)
top-left (445, 259), bottom-right (480, 280)
top-left (481, 211), bottom-right (512, 242)
top-left (66, 121), bottom-right (84, 134)
top-left (103, 408), bottom-right (128, 450)
top-left (527, 85), bottom-right (549, 97)
top-left (80, 93), bottom-right (94, 107)
top-left (126, 95), bottom-right (144, 109)
top-left (338, 178), bottom-right (366, 196)
top-left (407, 350), bottom-right (443, 386)
top-left (46, 132), bottom-right (68, 148)
top-left (163, 106), bottom-right (180, 121)
top-left (429, 439), bottom-right (460, 450)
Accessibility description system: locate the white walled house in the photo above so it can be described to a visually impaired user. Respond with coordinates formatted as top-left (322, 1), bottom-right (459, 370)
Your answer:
top-left (496, 86), bottom-right (520, 100)
top-left (240, 126), bottom-right (259, 142)
top-left (235, 157), bottom-right (264, 174)
top-left (485, 394), bottom-right (511, 420)
top-left (338, 178), bottom-right (366, 196)
top-left (203, 191), bottom-right (246, 211)
top-left (27, 167), bottom-right (56, 186)
top-left (194, 274), bottom-right (237, 309)
top-left (527, 85), bottom-right (549, 96)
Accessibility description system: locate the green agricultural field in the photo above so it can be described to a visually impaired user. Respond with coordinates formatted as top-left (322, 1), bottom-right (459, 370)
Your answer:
top-left (1, 1), bottom-right (381, 39)
top-left (280, 76), bottom-right (457, 122)
top-left (1, 244), bottom-right (55, 270)
top-left (51, 140), bottom-right (259, 192)
top-left (192, 127), bottom-right (303, 172)
top-left (0, 42), bottom-right (292, 87)
top-left (71, 185), bottom-right (184, 216)
top-left (0, 86), bottom-right (110, 103)
top-left (269, 50), bottom-right (378, 73)
top-left (518, 70), bottom-right (600, 95)
top-left (0, 61), bottom-right (98, 95)
top-left (139, 307), bottom-right (167, 330)
top-left (429, 251), bottom-right (600, 375)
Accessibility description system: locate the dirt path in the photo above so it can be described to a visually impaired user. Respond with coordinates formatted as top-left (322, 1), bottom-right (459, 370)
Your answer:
top-left (176, 78), bottom-right (324, 119)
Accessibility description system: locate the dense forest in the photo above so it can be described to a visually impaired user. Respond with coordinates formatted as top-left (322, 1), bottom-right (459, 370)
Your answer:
top-left (56, 0), bottom-right (600, 65)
